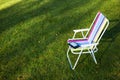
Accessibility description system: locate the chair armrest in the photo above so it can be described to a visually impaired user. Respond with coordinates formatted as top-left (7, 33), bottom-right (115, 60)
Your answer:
top-left (73, 28), bottom-right (89, 33)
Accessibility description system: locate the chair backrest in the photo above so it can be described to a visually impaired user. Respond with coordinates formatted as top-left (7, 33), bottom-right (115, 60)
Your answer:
top-left (67, 12), bottom-right (109, 44)
top-left (88, 12), bottom-right (109, 43)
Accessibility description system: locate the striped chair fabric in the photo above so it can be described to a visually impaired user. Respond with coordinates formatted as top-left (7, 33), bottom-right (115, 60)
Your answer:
top-left (68, 12), bottom-right (106, 47)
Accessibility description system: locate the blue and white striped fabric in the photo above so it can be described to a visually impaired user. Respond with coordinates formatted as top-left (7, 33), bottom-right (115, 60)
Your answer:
top-left (88, 13), bottom-right (105, 43)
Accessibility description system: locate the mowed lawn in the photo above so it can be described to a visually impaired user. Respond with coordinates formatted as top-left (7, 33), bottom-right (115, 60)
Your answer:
top-left (0, 0), bottom-right (120, 80)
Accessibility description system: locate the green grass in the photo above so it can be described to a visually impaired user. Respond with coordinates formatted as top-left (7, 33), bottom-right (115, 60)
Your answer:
top-left (0, 0), bottom-right (120, 80)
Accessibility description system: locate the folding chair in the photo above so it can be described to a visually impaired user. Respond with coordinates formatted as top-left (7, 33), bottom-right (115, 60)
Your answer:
top-left (67, 12), bottom-right (109, 70)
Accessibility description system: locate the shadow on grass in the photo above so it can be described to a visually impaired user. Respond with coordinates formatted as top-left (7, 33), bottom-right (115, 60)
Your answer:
top-left (98, 20), bottom-right (120, 58)
top-left (0, 0), bottom-right (93, 34)
top-left (98, 21), bottom-right (120, 61)
top-left (103, 21), bottom-right (120, 41)
top-left (0, 0), bottom-right (51, 34)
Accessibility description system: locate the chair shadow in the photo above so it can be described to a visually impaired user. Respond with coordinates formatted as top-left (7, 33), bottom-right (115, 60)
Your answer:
top-left (103, 20), bottom-right (120, 42)
top-left (109, 19), bottom-right (119, 22)
top-left (99, 20), bottom-right (120, 55)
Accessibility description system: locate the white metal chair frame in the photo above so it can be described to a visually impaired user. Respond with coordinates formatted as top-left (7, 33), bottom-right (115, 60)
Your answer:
top-left (67, 12), bottom-right (109, 70)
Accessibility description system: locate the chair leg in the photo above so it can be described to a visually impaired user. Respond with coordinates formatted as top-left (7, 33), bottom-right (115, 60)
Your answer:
top-left (90, 50), bottom-right (97, 64)
top-left (72, 52), bottom-right (82, 70)
top-left (67, 47), bottom-right (73, 69)
top-left (67, 47), bottom-right (83, 70)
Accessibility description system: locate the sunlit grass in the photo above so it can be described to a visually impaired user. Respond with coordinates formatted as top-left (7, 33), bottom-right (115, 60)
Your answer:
top-left (0, 0), bottom-right (21, 10)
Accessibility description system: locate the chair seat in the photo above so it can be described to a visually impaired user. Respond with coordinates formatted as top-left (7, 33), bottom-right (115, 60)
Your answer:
top-left (68, 40), bottom-right (90, 48)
